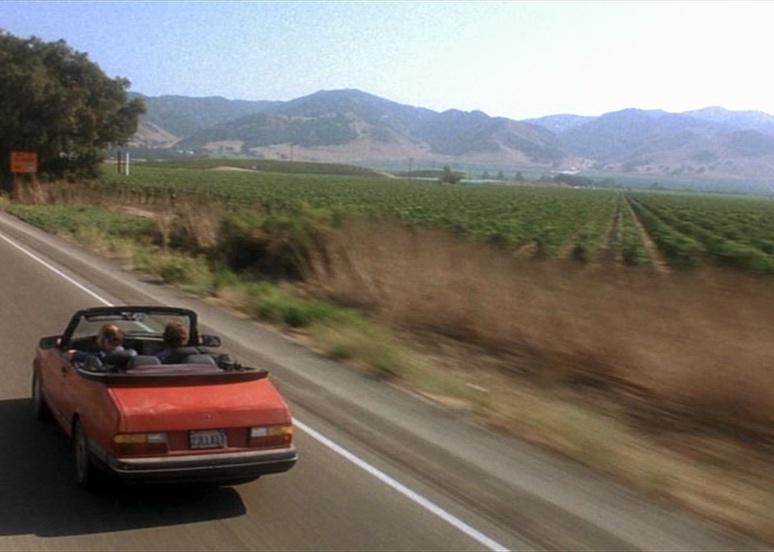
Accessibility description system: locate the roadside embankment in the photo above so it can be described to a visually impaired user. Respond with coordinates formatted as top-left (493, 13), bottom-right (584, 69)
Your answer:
top-left (3, 185), bottom-right (774, 544)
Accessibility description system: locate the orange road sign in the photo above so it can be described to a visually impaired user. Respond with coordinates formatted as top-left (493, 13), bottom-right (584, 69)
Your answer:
top-left (11, 151), bottom-right (38, 174)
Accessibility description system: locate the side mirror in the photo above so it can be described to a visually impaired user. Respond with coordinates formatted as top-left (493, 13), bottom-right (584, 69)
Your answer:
top-left (200, 334), bottom-right (221, 348)
top-left (39, 336), bottom-right (61, 350)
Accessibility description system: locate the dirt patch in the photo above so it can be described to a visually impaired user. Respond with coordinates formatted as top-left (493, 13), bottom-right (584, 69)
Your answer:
top-left (624, 195), bottom-right (670, 272)
top-left (600, 194), bottom-right (624, 263)
top-left (207, 166), bottom-right (258, 172)
top-left (114, 205), bottom-right (157, 219)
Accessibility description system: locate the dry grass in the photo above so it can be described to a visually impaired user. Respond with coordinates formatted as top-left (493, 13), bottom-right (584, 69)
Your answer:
top-left (304, 217), bottom-right (774, 541)
top-left (384, 323), bottom-right (774, 543)
top-left (310, 218), bottom-right (774, 436)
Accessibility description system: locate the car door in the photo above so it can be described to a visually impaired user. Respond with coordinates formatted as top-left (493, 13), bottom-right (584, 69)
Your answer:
top-left (39, 346), bottom-right (74, 430)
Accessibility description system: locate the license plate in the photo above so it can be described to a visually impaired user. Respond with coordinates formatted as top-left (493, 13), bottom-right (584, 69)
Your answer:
top-left (189, 429), bottom-right (227, 449)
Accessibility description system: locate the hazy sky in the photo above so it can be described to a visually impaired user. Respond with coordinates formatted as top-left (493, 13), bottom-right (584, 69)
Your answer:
top-left (2, 1), bottom-right (772, 119)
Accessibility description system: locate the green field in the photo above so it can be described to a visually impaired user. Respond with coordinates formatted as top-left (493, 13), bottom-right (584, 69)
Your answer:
top-left (94, 162), bottom-right (774, 272)
top-left (139, 158), bottom-right (383, 177)
top-left (99, 165), bottom-right (620, 257)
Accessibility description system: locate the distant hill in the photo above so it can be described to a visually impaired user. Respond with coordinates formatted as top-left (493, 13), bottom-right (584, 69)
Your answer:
top-left (275, 89), bottom-right (436, 135)
top-left (684, 106), bottom-right (774, 136)
top-left (136, 89), bottom-right (569, 166)
top-left (130, 89), bottom-right (774, 190)
top-left (522, 114), bottom-right (594, 134)
top-left (130, 93), bottom-right (279, 146)
top-left (412, 109), bottom-right (563, 161)
top-left (526, 107), bottom-right (774, 183)
top-left (558, 109), bottom-right (721, 161)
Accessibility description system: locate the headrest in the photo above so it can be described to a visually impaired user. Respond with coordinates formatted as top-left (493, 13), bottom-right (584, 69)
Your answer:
top-left (183, 354), bottom-right (217, 367)
top-left (130, 355), bottom-right (162, 369)
top-left (103, 349), bottom-right (138, 369)
top-left (79, 355), bottom-right (105, 372)
top-left (161, 346), bottom-right (202, 364)
top-left (175, 347), bottom-right (201, 356)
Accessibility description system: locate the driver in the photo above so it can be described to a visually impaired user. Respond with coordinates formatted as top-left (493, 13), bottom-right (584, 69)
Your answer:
top-left (68, 323), bottom-right (126, 362)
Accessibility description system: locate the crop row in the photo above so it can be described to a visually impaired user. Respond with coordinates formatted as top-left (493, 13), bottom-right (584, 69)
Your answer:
top-left (629, 194), bottom-right (774, 274)
top-left (619, 197), bottom-right (651, 266)
top-left (570, 194), bottom-right (618, 262)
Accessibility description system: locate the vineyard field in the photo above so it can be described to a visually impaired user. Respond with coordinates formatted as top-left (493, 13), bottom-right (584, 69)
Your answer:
top-left (98, 165), bottom-right (619, 258)
top-left (93, 164), bottom-right (774, 273)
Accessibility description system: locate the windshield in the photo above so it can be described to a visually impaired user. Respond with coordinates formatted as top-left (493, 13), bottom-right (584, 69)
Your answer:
top-left (70, 311), bottom-right (192, 341)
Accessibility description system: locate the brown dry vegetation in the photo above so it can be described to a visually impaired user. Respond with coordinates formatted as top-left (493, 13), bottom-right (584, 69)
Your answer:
top-left (306, 218), bottom-right (774, 540)
top-left (309, 218), bottom-right (774, 439)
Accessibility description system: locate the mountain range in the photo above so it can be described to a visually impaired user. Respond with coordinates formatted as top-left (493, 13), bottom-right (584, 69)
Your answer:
top-left (130, 89), bottom-right (774, 188)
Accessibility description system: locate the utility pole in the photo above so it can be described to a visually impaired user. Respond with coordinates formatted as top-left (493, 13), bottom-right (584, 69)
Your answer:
top-left (408, 157), bottom-right (413, 181)
top-left (117, 150), bottom-right (130, 175)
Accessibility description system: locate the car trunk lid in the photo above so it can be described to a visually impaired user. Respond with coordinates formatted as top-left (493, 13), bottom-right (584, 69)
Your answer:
top-left (109, 378), bottom-right (290, 433)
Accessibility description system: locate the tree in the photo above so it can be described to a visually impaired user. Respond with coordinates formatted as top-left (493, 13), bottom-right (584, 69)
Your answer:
top-left (496, 170), bottom-right (504, 180)
top-left (0, 31), bottom-right (145, 190)
top-left (439, 165), bottom-right (461, 184)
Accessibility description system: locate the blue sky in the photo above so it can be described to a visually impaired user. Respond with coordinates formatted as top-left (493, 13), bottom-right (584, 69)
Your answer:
top-left (2, 1), bottom-right (772, 119)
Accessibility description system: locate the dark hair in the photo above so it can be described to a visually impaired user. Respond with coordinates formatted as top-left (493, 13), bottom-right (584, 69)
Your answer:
top-left (163, 321), bottom-right (189, 348)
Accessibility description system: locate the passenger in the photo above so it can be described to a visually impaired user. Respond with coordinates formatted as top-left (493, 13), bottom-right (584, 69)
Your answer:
top-left (156, 320), bottom-right (190, 364)
top-left (68, 323), bottom-right (126, 363)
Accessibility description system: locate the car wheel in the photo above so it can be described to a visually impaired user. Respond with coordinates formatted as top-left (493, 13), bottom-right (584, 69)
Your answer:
top-left (31, 372), bottom-right (50, 421)
top-left (73, 421), bottom-right (97, 490)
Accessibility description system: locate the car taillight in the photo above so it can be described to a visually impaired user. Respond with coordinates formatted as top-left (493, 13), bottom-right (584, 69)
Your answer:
top-left (113, 432), bottom-right (168, 455)
top-left (249, 425), bottom-right (293, 448)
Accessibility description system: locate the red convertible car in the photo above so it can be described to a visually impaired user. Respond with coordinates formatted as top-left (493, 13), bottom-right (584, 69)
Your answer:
top-left (32, 306), bottom-right (297, 489)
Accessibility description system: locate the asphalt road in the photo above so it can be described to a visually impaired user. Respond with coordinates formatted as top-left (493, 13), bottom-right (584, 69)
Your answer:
top-left (0, 212), bottom-right (766, 551)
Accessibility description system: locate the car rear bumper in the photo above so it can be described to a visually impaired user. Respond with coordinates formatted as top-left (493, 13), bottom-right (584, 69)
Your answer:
top-left (103, 447), bottom-right (298, 483)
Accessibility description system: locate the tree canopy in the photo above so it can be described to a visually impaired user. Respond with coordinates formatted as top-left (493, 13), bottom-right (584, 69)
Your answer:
top-left (439, 165), bottom-right (462, 184)
top-left (0, 31), bottom-right (145, 188)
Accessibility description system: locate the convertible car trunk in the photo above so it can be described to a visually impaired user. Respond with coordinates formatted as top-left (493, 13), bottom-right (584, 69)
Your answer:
top-left (108, 378), bottom-right (290, 434)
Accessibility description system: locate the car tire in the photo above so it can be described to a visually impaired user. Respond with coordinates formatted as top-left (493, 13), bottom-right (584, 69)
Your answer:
top-left (31, 372), bottom-right (50, 421)
top-left (73, 421), bottom-right (98, 490)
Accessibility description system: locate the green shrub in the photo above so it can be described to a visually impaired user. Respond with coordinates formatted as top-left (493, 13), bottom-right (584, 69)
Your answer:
top-left (8, 203), bottom-right (153, 239)
top-left (241, 282), bottom-right (341, 327)
top-left (145, 252), bottom-right (214, 292)
top-left (309, 315), bottom-right (410, 378)
top-left (213, 267), bottom-right (240, 290)
top-left (217, 205), bottom-right (332, 279)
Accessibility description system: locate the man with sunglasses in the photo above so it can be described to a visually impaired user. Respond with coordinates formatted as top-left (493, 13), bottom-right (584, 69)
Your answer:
top-left (68, 323), bottom-right (127, 363)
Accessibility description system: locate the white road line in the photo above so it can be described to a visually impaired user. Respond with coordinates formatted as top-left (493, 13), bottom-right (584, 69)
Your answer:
top-left (294, 419), bottom-right (510, 552)
top-left (0, 228), bottom-right (510, 552)
top-left (0, 232), bottom-right (163, 334)
top-left (0, 233), bottom-right (112, 306)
